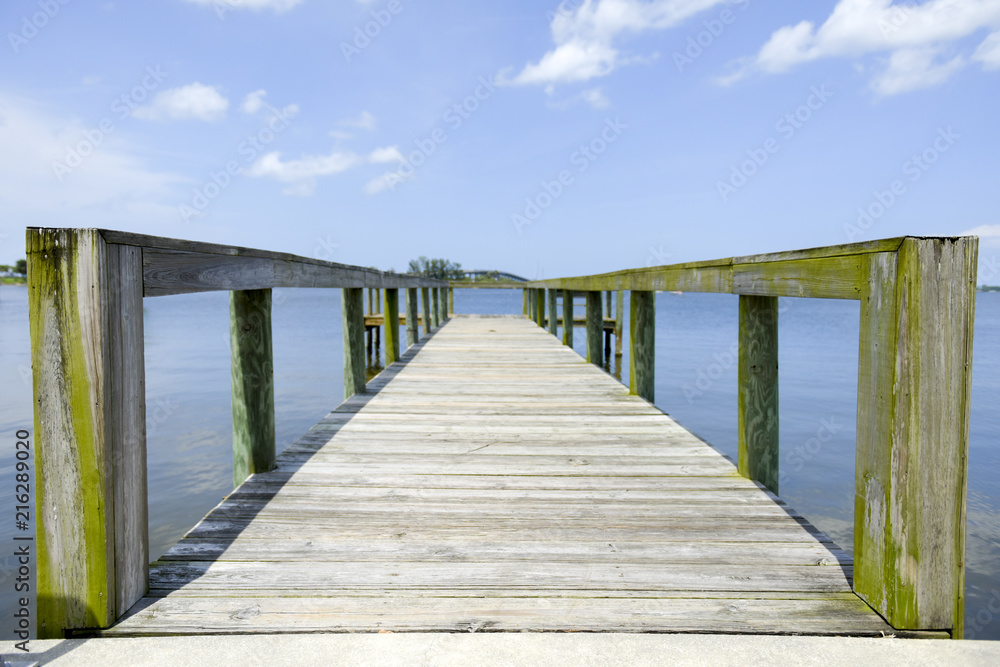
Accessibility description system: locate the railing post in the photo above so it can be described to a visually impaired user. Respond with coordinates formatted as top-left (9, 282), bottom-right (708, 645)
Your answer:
top-left (405, 287), bottom-right (419, 347)
top-left (431, 288), bottom-right (441, 328)
top-left (522, 288), bottom-right (528, 316)
top-left (230, 289), bottom-right (276, 489)
top-left (562, 290), bottom-right (574, 347)
top-left (737, 295), bottom-right (779, 495)
top-left (629, 290), bottom-right (655, 402)
top-left (586, 290), bottom-right (603, 366)
top-left (548, 289), bottom-right (558, 336)
top-left (28, 229), bottom-right (148, 637)
top-left (535, 289), bottom-right (545, 327)
top-left (342, 287), bottom-right (366, 398)
top-left (448, 287), bottom-right (454, 317)
top-left (854, 238), bottom-right (977, 636)
top-left (384, 288), bottom-right (400, 363)
top-left (421, 287), bottom-right (431, 336)
top-left (439, 287), bottom-right (448, 321)
top-left (615, 290), bottom-right (624, 357)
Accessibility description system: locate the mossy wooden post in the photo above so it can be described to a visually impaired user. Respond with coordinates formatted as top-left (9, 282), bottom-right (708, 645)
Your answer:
top-left (737, 295), bottom-right (779, 495)
top-left (342, 287), bottom-right (366, 398)
top-left (230, 289), bottom-right (276, 489)
top-left (522, 289), bottom-right (528, 316)
top-left (421, 287), bottom-right (431, 336)
top-left (448, 287), bottom-right (454, 316)
top-left (535, 289), bottom-right (545, 327)
top-left (629, 290), bottom-right (655, 402)
top-left (439, 287), bottom-right (448, 320)
top-left (405, 288), bottom-right (419, 347)
top-left (562, 290), bottom-right (574, 347)
top-left (854, 238), bottom-right (977, 637)
top-left (548, 289), bottom-right (558, 336)
top-left (384, 288), bottom-right (400, 363)
top-left (431, 288), bottom-right (441, 328)
top-left (586, 291), bottom-right (603, 366)
top-left (28, 228), bottom-right (148, 637)
top-left (615, 290), bottom-right (624, 356)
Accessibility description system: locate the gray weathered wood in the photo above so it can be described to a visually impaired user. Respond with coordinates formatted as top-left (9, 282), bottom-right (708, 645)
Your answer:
top-left (854, 239), bottom-right (977, 635)
top-left (586, 291), bottom-right (603, 366)
top-left (28, 229), bottom-right (148, 637)
top-left (405, 288), bottom-right (419, 347)
top-left (629, 291), bottom-right (655, 403)
top-left (384, 289), bottom-right (400, 363)
top-left (562, 290), bottom-right (574, 348)
top-left (341, 288), bottom-right (366, 398)
top-left (738, 295), bottom-right (779, 495)
top-left (421, 288), bottom-right (431, 336)
top-left (615, 290), bottom-right (624, 357)
top-left (230, 289), bottom-right (276, 488)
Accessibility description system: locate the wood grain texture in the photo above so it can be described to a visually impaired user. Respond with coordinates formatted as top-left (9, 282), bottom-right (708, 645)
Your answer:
top-left (629, 291), bottom-right (655, 403)
top-left (534, 289), bottom-right (545, 327)
top-left (405, 288), bottom-right (419, 348)
top-left (548, 289), bottom-right (558, 336)
top-left (738, 295), bottom-right (779, 495)
top-left (562, 289), bottom-right (573, 348)
top-left (230, 290), bottom-right (276, 488)
top-left (106, 316), bottom-right (888, 637)
top-left (341, 288), bottom-right (366, 399)
top-left (615, 289), bottom-right (624, 356)
top-left (421, 288), bottom-right (431, 337)
top-left (586, 291), bottom-right (603, 367)
top-left (28, 229), bottom-right (148, 637)
top-left (383, 289), bottom-right (400, 363)
top-left (854, 240), bottom-right (977, 635)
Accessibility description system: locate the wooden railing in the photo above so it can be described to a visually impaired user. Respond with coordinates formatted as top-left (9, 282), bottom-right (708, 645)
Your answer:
top-left (524, 236), bottom-right (978, 637)
top-left (26, 228), bottom-right (448, 637)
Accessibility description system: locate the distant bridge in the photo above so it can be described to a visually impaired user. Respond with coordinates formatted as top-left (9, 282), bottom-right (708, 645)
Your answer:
top-left (463, 270), bottom-right (528, 283)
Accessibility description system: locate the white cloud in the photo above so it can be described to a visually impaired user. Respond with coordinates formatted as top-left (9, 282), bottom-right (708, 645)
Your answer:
top-left (340, 111), bottom-right (377, 131)
top-left (0, 95), bottom-right (183, 235)
top-left (724, 0), bottom-right (1000, 95)
top-left (242, 89), bottom-right (268, 114)
top-left (505, 0), bottom-right (726, 86)
top-left (133, 83), bottom-right (229, 122)
top-left (183, 0), bottom-right (304, 12)
top-left (961, 224), bottom-right (1000, 241)
top-left (363, 171), bottom-right (408, 195)
top-left (973, 30), bottom-right (1000, 70)
top-left (246, 145), bottom-right (403, 196)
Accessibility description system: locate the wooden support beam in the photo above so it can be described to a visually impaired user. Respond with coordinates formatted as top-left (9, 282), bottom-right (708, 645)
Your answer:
top-left (384, 288), bottom-right (400, 364)
top-left (522, 288), bottom-right (528, 316)
top-left (586, 291), bottom-right (603, 367)
top-left (854, 239), bottom-right (977, 636)
top-left (548, 289), bottom-right (558, 336)
top-left (28, 229), bottom-right (148, 637)
top-left (615, 290), bottom-right (624, 357)
top-left (738, 295), bottom-right (779, 495)
top-left (405, 288), bottom-right (419, 347)
top-left (562, 290), bottom-right (574, 347)
top-left (341, 288), bottom-right (366, 399)
top-left (535, 289), bottom-right (545, 327)
top-left (230, 289), bottom-right (276, 489)
top-left (431, 288), bottom-right (441, 328)
top-left (629, 290), bottom-right (655, 402)
top-left (421, 288), bottom-right (431, 336)
top-left (448, 287), bottom-right (454, 316)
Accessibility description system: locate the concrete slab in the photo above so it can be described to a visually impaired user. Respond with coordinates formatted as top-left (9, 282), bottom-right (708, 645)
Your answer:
top-left (3, 634), bottom-right (1000, 667)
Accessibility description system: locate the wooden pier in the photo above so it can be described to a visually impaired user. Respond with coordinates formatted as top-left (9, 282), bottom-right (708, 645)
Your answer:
top-left (26, 230), bottom-right (977, 640)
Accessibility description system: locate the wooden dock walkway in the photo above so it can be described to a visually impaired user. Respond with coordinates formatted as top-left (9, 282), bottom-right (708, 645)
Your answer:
top-left (109, 316), bottom-right (893, 636)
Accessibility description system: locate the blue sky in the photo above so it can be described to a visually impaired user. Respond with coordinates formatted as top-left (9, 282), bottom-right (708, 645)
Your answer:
top-left (1, 0), bottom-right (998, 281)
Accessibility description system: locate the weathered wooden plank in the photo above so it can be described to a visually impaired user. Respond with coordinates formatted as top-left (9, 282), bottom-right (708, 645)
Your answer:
top-left (738, 295), bottom-right (779, 495)
top-left (854, 240), bottom-right (977, 635)
top-left (341, 288), bottom-right (366, 398)
top-left (733, 255), bottom-right (866, 300)
top-left (629, 290), bottom-right (655, 402)
top-left (229, 289), bottom-right (276, 488)
top-left (586, 291), bottom-right (603, 366)
top-left (28, 229), bottom-right (148, 637)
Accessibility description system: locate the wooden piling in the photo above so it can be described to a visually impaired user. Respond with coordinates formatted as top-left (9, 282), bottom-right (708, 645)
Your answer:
top-left (405, 288), bottom-right (419, 347)
top-left (548, 289), bottom-right (558, 336)
top-left (562, 290), bottom-right (574, 347)
top-left (421, 288), bottom-right (431, 336)
top-left (384, 288), bottom-right (400, 364)
top-left (230, 289), bottom-right (276, 489)
top-left (586, 291), bottom-right (603, 367)
top-left (738, 295), bottom-right (779, 495)
top-left (341, 287), bottom-right (366, 398)
top-left (629, 290), bottom-right (655, 402)
top-left (615, 289), bottom-right (624, 357)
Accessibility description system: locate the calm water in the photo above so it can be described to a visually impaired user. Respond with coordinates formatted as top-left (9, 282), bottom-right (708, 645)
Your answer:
top-left (1, 285), bottom-right (997, 638)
